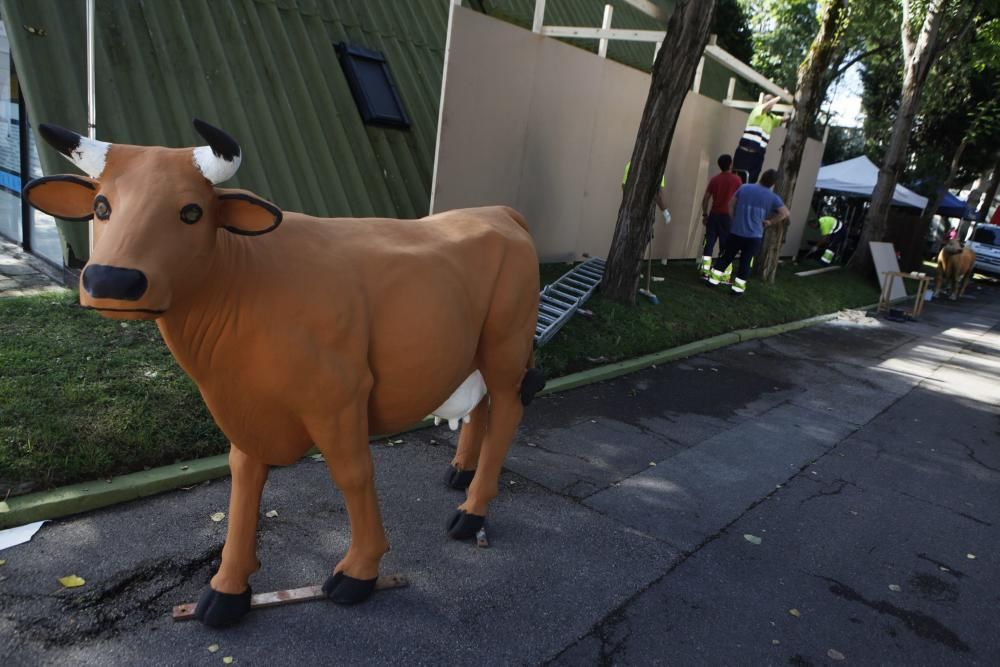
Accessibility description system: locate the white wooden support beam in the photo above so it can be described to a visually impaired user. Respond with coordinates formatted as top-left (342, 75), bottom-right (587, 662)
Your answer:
top-left (692, 57), bottom-right (704, 93)
top-left (598, 5), bottom-right (613, 58)
top-left (653, 41), bottom-right (662, 64)
top-left (726, 77), bottom-right (736, 102)
top-left (723, 100), bottom-right (794, 114)
top-left (540, 26), bottom-right (666, 42)
top-left (703, 44), bottom-right (792, 103)
top-left (622, 0), bottom-right (668, 21)
top-left (532, 0), bottom-right (546, 33)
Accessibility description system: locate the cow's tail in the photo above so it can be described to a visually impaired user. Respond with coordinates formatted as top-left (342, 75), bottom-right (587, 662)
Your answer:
top-left (520, 352), bottom-right (547, 406)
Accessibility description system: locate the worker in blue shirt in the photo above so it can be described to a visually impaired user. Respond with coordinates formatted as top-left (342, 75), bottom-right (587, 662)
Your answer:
top-left (707, 169), bottom-right (790, 295)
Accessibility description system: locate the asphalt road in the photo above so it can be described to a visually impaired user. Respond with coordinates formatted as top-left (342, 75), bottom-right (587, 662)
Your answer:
top-left (1, 282), bottom-right (998, 666)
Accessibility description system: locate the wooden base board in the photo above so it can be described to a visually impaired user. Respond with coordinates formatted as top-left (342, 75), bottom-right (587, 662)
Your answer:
top-left (171, 574), bottom-right (409, 621)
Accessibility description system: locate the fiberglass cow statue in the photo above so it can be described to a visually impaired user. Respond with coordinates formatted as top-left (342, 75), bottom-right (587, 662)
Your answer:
top-left (935, 239), bottom-right (976, 301)
top-left (24, 119), bottom-right (545, 627)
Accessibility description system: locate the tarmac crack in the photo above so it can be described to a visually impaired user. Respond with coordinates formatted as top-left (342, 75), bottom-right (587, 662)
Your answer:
top-left (798, 478), bottom-right (859, 506)
top-left (1, 545), bottom-right (222, 648)
top-left (896, 490), bottom-right (993, 527)
top-left (957, 442), bottom-right (1000, 475)
top-left (814, 574), bottom-right (970, 652)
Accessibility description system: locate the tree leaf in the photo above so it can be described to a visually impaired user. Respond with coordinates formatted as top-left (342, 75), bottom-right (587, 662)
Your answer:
top-left (744, 534), bottom-right (762, 545)
top-left (58, 574), bottom-right (86, 588)
top-left (265, 510), bottom-right (278, 518)
top-left (208, 645), bottom-right (220, 653)
top-left (789, 608), bottom-right (801, 617)
top-left (210, 512), bottom-right (226, 522)
top-left (827, 648), bottom-right (845, 661)
top-left (223, 657), bottom-right (234, 665)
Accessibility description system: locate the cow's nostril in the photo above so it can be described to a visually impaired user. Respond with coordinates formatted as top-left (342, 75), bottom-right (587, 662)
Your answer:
top-left (82, 264), bottom-right (149, 301)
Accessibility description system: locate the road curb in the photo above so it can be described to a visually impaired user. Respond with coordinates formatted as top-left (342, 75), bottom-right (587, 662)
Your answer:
top-left (0, 300), bottom-right (885, 529)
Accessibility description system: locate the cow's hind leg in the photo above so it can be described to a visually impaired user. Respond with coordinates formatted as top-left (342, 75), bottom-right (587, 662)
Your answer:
top-left (447, 339), bottom-right (533, 540)
top-left (444, 396), bottom-right (488, 490)
top-left (195, 444), bottom-right (268, 627)
top-left (314, 406), bottom-right (390, 605)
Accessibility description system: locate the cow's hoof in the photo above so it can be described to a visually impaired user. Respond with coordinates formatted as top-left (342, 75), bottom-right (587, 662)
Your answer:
top-left (194, 586), bottom-right (252, 628)
top-left (322, 571), bottom-right (377, 605)
top-left (444, 465), bottom-right (476, 490)
top-left (447, 509), bottom-right (485, 540)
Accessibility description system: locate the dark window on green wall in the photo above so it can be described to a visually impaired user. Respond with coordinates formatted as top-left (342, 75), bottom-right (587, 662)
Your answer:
top-left (335, 43), bottom-right (411, 130)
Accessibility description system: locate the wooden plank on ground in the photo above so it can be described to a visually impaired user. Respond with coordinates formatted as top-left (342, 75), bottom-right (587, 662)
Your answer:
top-left (795, 265), bottom-right (841, 277)
top-left (171, 574), bottom-right (409, 621)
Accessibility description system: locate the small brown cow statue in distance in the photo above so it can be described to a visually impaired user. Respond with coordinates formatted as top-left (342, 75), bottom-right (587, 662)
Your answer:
top-left (24, 119), bottom-right (545, 627)
top-left (935, 239), bottom-right (976, 301)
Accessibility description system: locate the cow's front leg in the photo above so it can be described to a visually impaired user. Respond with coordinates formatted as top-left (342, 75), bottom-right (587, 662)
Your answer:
top-left (316, 408), bottom-right (389, 605)
top-left (195, 444), bottom-right (269, 627)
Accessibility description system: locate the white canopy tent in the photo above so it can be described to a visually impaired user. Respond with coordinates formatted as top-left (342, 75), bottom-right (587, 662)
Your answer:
top-left (815, 156), bottom-right (928, 209)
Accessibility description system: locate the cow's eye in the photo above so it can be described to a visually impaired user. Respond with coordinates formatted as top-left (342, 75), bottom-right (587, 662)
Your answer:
top-left (94, 196), bottom-right (111, 221)
top-left (180, 204), bottom-right (203, 225)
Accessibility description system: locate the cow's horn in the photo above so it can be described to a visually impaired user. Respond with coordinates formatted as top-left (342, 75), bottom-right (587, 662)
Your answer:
top-left (38, 124), bottom-right (110, 179)
top-left (192, 118), bottom-right (242, 184)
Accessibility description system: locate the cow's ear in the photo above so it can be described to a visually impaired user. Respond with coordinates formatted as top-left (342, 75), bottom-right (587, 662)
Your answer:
top-left (215, 189), bottom-right (282, 236)
top-left (23, 175), bottom-right (98, 221)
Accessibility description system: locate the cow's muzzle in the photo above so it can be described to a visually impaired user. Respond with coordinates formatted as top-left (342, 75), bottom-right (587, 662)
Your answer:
top-left (82, 264), bottom-right (149, 301)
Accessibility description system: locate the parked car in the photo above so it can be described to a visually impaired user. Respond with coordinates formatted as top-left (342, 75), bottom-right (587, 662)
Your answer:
top-left (968, 224), bottom-right (1000, 276)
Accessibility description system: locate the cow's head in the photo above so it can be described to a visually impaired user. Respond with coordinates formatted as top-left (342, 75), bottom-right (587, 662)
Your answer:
top-left (23, 119), bottom-right (281, 320)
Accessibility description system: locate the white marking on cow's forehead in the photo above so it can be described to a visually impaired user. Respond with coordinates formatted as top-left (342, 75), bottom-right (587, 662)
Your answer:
top-left (192, 145), bottom-right (242, 184)
top-left (64, 136), bottom-right (110, 179)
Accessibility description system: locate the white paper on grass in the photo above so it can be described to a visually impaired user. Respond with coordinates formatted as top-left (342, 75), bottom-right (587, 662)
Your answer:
top-left (0, 520), bottom-right (47, 551)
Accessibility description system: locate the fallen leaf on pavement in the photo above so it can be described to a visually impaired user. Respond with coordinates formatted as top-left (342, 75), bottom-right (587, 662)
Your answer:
top-left (827, 649), bottom-right (845, 661)
top-left (888, 584), bottom-right (901, 592)
top-left (788, 608), bottom-right (801, 617)
top-left (966, 553), bottom-right (976, 560)
top-left (771, 639), bottom-right (780, 645)
top-left (208, 645), bottom-right (219, 653)
top-left (744, 534), bottom-right (762, 545)
top-left (310, 453), bottom-right (325, 462)
top-left (0, 559), bottom-right (6, 566)
top-left (58, 575), bottom-right (85, 588)
top-left (648, 461), bottom-right (657, 467)
top-left (210, 512), bottom-right (226, 522)
top-left (222, 657), bottom-right (234, 665)
top-left (265, 510), bottom-right (278, 518)
top-left (939, 566), bottom-right (950, 572)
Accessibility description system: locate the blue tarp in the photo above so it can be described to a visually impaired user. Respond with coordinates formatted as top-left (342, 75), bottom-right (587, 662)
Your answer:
top-left (935, 190), bottom-right (978, 219)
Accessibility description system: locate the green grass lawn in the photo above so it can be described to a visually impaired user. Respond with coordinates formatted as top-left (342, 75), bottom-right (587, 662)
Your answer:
top-left (0, 261), bottom-right (880, 496)
top-left (536, 260), bottom-right (881, 378)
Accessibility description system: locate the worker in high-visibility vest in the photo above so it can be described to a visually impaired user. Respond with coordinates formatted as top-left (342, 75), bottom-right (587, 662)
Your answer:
top-left (805, 213), bottom-right (846, 264)
top-left (732, 95), bottom-right (785, 184)
top-left (707, 169), bottom-right (789, 295)
top-left (623, 160), bottom-right (669, 223)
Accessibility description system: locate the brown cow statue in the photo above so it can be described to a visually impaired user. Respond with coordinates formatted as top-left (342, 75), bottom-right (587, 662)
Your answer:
top-left (24, 120), bottom-right (545, 627)
top-left (935, 239), bottom-right (976, 301)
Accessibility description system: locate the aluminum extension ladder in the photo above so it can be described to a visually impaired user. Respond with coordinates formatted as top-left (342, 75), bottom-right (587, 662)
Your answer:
top-left (534, 257), bottom-right (605, 347)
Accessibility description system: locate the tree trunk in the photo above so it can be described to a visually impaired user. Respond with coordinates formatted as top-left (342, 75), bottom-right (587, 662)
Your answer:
top-left (759, 0), bottom-right (849, 284)
top-left (975, 157), bottom-right (1000, 222)
top-left (915, 137), bottom-right (966, 248)
top-left (602, 0), bottom-right (717, 302)
top-left (847, 0), bottom-right (948, 275)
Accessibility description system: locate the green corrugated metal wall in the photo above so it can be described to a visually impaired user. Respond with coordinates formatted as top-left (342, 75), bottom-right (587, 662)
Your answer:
top-left (2, 0), bottom-right (748, 264)
top-left (2, 0), bottom-right (451, 262)
top-left (480, 0), bottom-right (669, 72)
